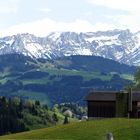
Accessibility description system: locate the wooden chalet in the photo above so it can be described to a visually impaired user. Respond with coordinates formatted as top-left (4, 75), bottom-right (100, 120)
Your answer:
top-left (85, 90), bottom-right (140, 118)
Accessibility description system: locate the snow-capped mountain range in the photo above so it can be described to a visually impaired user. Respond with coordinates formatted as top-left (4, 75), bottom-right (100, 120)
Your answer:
top-left (0, 29), bottom-right (140, 65)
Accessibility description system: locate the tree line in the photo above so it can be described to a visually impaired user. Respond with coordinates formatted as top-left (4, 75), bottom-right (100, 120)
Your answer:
top-left (0, 96), bottom-right (58, 136)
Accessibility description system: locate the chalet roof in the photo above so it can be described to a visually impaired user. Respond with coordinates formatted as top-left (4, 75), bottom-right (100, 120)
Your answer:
top-left (85, 91), bottom-right (140, 101)
top-left (85, 91), bottom-right (117, 101)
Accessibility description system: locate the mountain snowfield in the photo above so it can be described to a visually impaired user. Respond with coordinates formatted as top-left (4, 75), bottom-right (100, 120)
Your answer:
top-left (0, 29), bottom-right (140, 65)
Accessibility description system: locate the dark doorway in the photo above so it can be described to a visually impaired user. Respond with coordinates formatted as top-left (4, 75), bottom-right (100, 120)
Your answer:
top-left (137, 110), bottom-right (140, 118)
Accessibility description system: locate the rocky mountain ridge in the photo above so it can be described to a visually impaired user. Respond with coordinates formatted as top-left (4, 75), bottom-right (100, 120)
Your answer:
top-left (0, 29), bottom-right (140, 65)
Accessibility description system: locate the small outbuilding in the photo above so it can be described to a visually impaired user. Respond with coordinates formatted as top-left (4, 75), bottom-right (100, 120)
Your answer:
top-left (85, 90), bottom-right (140, 118)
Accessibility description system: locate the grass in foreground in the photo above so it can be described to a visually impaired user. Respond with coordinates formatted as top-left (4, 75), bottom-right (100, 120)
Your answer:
top-left (0, 118), bottom-right (140, 140)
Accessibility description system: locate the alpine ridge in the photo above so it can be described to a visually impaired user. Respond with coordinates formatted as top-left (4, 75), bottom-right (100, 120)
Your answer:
top-left (0, 29), bottom-right (140, 65)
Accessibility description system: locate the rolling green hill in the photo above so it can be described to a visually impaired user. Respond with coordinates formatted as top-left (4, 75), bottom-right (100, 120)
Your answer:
top-left (0, 118), bottom-right (140, 140)
top-left (0, 54), bottom-right (136, 105)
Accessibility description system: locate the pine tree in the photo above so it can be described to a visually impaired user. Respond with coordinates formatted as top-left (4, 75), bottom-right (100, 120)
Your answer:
top-left (52, 113), bottom-right (59, 123)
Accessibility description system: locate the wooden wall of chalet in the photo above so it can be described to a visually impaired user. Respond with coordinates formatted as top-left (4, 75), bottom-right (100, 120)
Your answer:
top-left (88, 101), bottom-right (116, 118)
top-left (116, 92), bottom-right (128, 117)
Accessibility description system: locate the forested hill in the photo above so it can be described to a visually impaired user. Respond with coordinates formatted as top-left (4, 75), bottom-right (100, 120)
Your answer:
top-left (0, 54), bottom-right (136, 105)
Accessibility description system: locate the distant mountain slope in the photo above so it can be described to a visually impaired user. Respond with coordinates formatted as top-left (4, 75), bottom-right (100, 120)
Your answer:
top-left (51, 55), bottom-right (136, 74)
top-left (0, 29), bottom-right (140, 65)
top-left (0, 54), bottom-right (135, 105)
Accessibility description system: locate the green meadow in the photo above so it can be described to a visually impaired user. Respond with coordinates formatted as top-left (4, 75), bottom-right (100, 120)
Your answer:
top-left (1, 118), bottom-right (140, 140)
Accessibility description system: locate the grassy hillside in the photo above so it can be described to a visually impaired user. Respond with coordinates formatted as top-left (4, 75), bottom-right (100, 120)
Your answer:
top-left (0, 118), bottom-right (140, 140)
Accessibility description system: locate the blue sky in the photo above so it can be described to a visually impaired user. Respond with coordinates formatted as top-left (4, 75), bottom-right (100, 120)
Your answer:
top-left (0, 0), bottom-right (140, 37)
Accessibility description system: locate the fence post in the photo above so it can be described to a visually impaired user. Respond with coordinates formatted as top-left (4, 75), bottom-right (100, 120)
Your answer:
top-left (106, 133), bottom-right (114, 140)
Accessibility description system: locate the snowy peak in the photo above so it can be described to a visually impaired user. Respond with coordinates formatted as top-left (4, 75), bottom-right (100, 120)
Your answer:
top-left (0, 29), bottom-right (140, 65)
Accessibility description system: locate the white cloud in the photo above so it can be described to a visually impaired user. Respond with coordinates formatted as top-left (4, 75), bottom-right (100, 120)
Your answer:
top-left (88, 0), bottom-right (140, 32)
top-left (89, 0), bottom-right (140, 12)
top-left (39, 8), bottom-right (52, 12)
top-left (115, 14), bottom-right (140, 32)
top-left (0, 18), bottom-right (117, 37)
top-left (0, 0), bottom-right (19, 14)
top-left (0, 7), bottom-right (17, 13)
